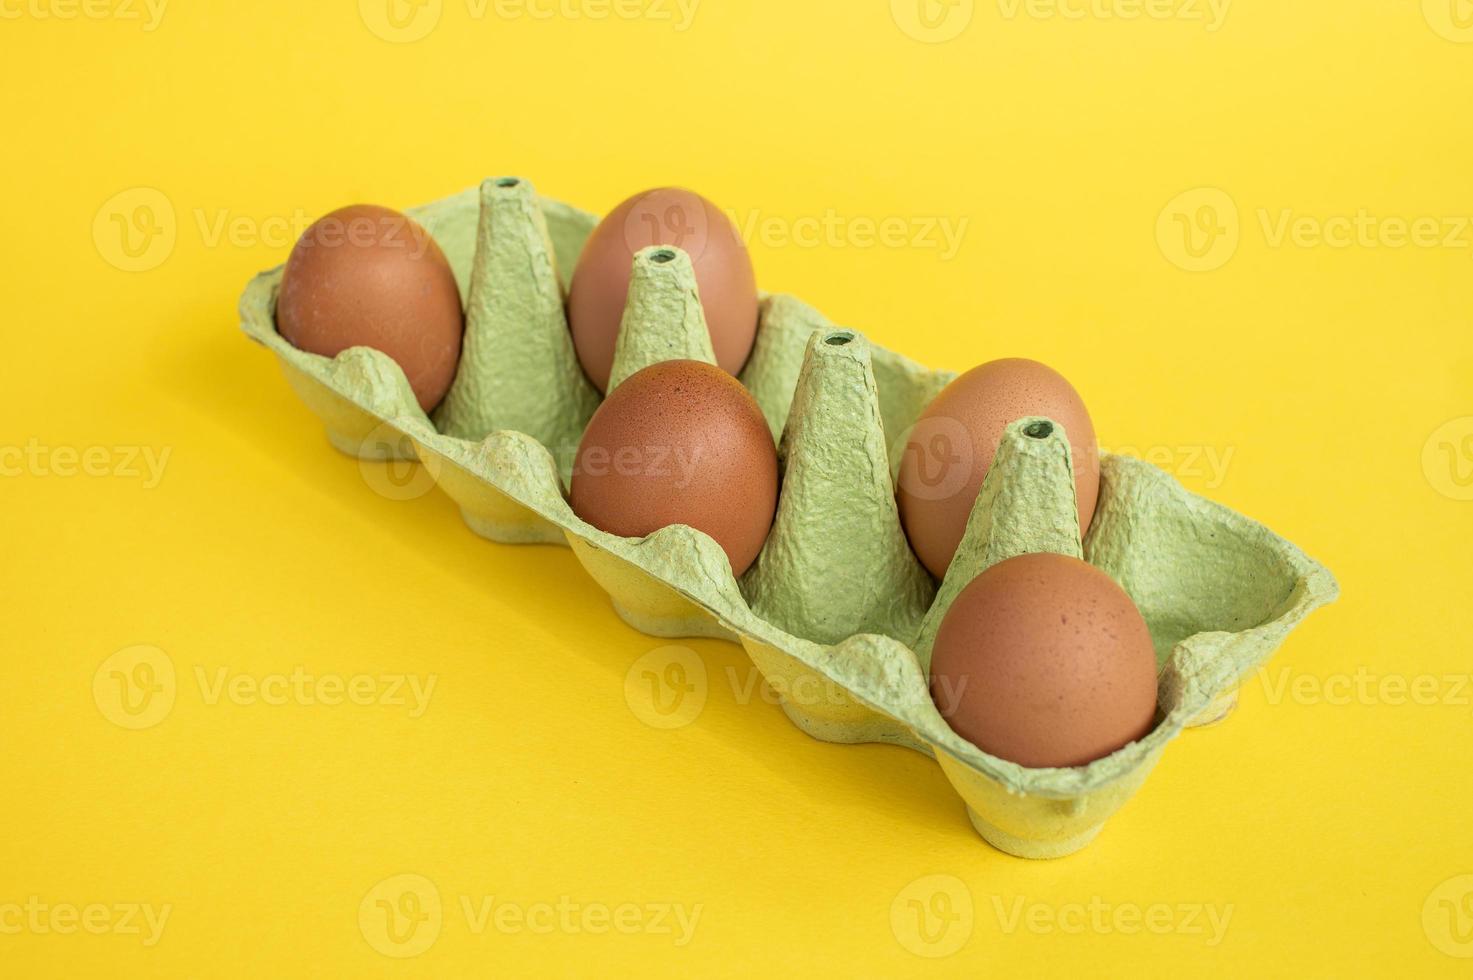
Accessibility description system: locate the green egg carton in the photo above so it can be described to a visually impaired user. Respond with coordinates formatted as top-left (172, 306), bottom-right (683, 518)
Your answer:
top-left (238, 177), bottom-right (1339, 859)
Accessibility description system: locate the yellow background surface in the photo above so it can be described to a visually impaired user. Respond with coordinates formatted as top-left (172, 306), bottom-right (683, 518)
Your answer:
top-left (3, 0), bottom-right (1471, 975)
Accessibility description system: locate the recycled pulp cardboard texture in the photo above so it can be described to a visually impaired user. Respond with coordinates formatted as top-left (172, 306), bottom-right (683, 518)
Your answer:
top-left (238, 178), bottom-right (1339, 858)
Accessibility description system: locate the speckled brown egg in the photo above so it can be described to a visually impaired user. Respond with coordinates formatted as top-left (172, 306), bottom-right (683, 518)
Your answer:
top-left (570, 360), bottom-right (777, 576)
top-left (567, 188), bottom-right (758, 393)
top-left (276, 204), bottom-right (463, 412)
top-left (929, 552), bottom-right (1159, 769)
top-left (898, 358), bottom-right (1100, 579)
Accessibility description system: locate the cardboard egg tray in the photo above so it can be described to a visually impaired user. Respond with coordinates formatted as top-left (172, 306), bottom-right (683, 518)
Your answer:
top-left (237, 178), bottom-right (1339, 859)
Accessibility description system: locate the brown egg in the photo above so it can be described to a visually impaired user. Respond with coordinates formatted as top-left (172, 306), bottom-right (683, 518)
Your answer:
top-left (897, 358), bottom-right (1100, 579)
top-left (567, 188), bottom-right (758, 392)
top-left (929, 553), bottom-right (1159, 769)
top-left (570, 360), bottom-right (777, 576)
top-left (276, 204), bottom-right (463, 412)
